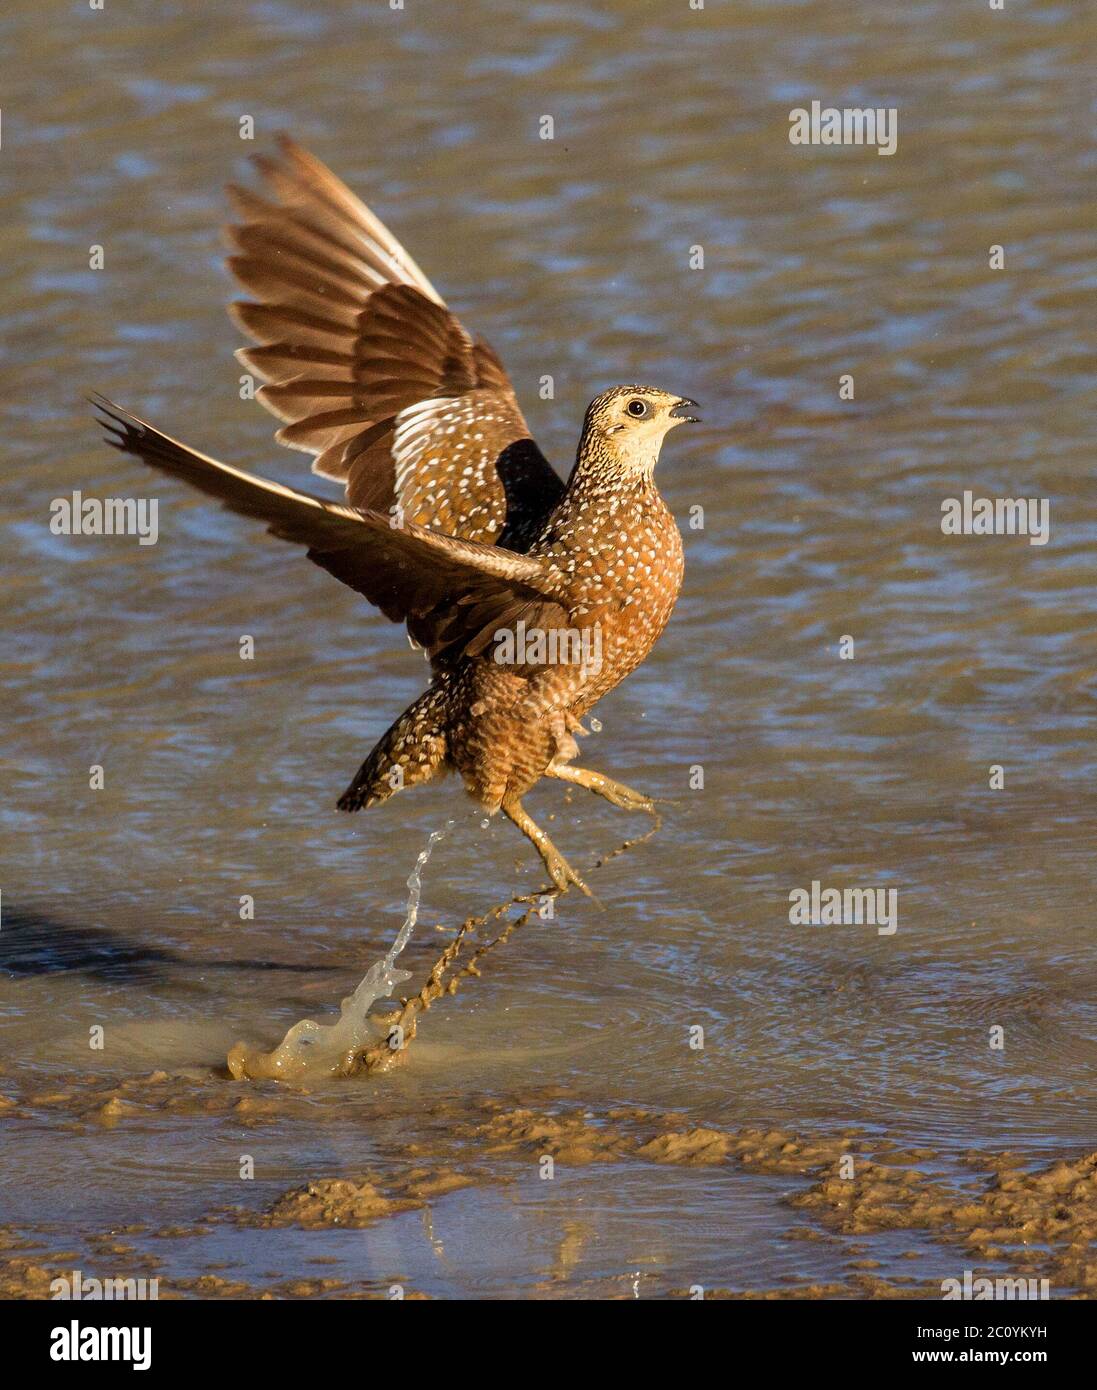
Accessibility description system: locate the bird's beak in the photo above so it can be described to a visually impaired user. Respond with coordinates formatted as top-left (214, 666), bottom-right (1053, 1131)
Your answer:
top-left (669, 396), bottom-right (701, 424)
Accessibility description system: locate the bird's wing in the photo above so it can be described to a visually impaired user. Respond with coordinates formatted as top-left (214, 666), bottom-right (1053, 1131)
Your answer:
top-left (92, 397), bottom-right (569, 663)
top-left (225, 135), bottom-right (564, 549)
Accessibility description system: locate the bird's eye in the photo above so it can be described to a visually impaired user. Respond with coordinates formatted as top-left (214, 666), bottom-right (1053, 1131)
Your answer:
top-left (626, 399), bottom-right (648, 418)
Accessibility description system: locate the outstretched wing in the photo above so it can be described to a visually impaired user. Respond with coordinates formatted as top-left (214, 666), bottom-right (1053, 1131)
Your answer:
top-left (225, 136), bottom-right (564, 550)
top-left (92, 398), bottom-right (569, 664)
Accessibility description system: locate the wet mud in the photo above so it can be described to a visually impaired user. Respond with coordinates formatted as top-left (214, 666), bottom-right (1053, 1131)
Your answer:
top-left (6, 1070), bottom-right (1095, 1297)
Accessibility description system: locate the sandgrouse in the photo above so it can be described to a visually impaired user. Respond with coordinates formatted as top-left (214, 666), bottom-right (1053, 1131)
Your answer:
top-left (93, 136), bottom-right (697, 895)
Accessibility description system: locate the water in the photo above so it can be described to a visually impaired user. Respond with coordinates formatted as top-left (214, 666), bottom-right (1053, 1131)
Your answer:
top-left (2, 0), bottom-right (1095, 1297)
top-left (226, 820), bottom-right (451, 1080)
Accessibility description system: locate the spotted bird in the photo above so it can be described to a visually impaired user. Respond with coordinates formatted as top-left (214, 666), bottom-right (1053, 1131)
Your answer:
top-left (93, 137), bottom-right (697, 894)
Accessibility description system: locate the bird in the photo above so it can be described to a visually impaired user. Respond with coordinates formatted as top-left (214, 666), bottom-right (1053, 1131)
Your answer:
top-left (92, 136), bottom-right (697, 896)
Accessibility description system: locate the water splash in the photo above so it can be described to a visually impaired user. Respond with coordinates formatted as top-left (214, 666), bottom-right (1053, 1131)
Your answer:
top-left (227, 821), bottom-right (453, 1082)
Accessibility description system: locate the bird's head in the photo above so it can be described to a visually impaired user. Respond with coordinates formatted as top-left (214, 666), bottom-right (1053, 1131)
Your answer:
top-left (582, 385), bottom-right (700, 475)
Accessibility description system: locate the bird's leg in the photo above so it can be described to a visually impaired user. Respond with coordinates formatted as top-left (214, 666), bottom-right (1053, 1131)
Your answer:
top-left (547, 762), bottom-right (656, 815)
top-left (502, 796), bottom-right (593, 897)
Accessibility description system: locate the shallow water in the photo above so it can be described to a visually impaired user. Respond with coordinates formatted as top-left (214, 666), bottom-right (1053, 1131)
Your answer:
top-left (2, 0), bottom-right (1095, 1297)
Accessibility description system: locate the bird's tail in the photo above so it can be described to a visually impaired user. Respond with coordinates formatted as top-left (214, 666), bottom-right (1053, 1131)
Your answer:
top-left (337, 685), bottom-right (450, 812)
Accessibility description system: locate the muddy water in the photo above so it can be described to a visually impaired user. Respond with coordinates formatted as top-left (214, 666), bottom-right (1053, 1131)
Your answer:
top-left (2, 0), bottom-right (1095, 1297)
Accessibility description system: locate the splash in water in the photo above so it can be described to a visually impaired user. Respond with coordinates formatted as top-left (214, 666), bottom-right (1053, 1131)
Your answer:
top-left (227, 822), bottom-right (452, 1082)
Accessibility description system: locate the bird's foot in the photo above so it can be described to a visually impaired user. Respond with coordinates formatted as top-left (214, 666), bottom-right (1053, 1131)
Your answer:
top-left (548, 762), bottom-right (657, 815)
top-left (542, 844), bottom-right (597, 900)
top-left (502, 795), bottom-right (600, 904)
top-left (601, 786), bottom-right (657, 814)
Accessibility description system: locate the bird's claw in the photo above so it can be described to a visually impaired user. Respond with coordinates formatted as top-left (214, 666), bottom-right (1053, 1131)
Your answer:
top-left (596, 783), bottom-right (658, 815)
top-left (546, 851), bottom-right (601, 907)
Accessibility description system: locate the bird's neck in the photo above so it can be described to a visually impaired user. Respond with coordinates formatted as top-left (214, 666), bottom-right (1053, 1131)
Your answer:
top-left (566, 435), bottom-right (660, 502)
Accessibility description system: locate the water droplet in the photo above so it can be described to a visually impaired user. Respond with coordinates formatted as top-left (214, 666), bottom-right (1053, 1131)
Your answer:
top-left (590, 718), bottom-right (602, 733)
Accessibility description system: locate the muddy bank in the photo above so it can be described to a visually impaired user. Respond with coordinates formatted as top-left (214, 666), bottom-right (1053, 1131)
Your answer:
top-left (7, 1069), bottom-right (1091, 1297)
top-left (232, 1107), bottom-right (1097, 1296)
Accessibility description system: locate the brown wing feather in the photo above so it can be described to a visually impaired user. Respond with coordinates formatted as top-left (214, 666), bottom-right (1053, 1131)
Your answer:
top-left (225, 135), bottom-right (563, 548)
top-left (91, 397), bottom-right (568, 664)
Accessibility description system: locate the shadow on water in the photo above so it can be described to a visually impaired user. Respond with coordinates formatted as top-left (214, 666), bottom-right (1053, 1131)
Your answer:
top-left (0, 906), bottom-right (333, 984)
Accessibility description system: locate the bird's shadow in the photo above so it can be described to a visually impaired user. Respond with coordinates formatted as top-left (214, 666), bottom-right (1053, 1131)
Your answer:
top-left (0, 905), bottom-right (331, 985)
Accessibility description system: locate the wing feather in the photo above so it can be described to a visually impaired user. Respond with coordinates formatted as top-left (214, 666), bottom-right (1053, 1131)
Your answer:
top-left (226, 136), bottom-right (564, 548)
top-left (91, 397), bottom-right (568, 664)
